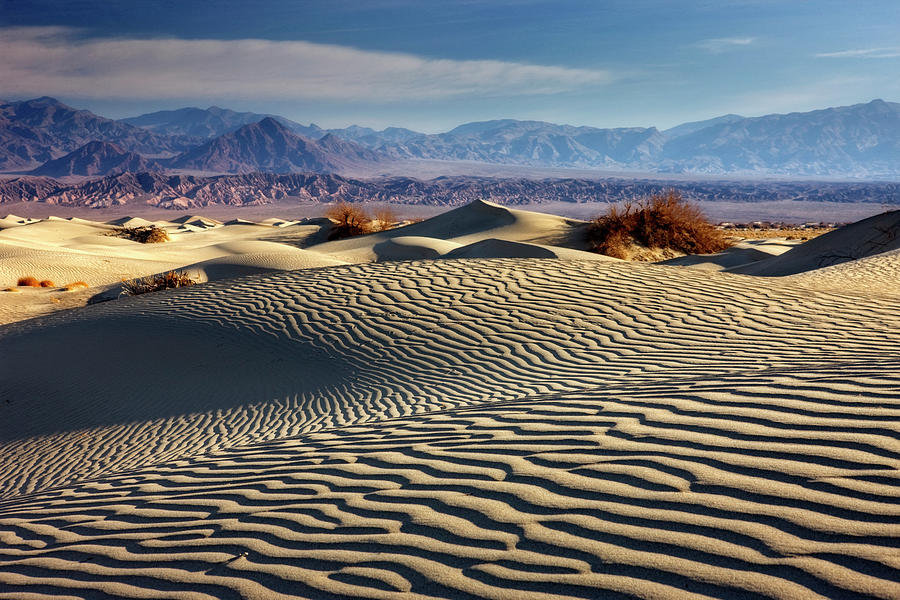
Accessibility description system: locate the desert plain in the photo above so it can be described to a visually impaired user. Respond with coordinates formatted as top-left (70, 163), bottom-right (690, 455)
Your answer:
top-left (1, 200), bottom-right (899, 599)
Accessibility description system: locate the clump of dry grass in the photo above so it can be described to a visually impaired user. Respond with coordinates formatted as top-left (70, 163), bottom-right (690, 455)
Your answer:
top-left (64, 281), bottom-right (89, 291)
top-left (121, 271), bottom-right (197, 296)
top-left (588, 190), bottom-right (732, 260)
top-left (3, 287), bottom-right (20, 293)
top-left (107, 225), bottom-right (170, 243)
top-left (17, 276), bottom-right (40, 287)
top-left (39, 280), bottom-right (55, 288)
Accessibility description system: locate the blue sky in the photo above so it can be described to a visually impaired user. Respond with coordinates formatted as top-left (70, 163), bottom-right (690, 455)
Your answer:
top-left (1, 0), bottom-right (898, 131)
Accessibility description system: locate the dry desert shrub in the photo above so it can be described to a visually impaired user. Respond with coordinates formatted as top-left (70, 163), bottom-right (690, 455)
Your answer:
top-left (324, 203), bottom-right (409, 240)
top-left (3, 287), bottom-right (20, 293)
top-left (371, 206), bottom-right (399, 233)
top-left (588, 190), bottom-right (732, 259)
top-left (325, 202), bottom-right (371, 240)
top-left (17, 276), bottom-right (40, 287)
top-left (107, 225), bottom-right (170, 243)
top-left (64, 281), bottom-right (89, 291)
top-left (39, 280), bottom-right (55, 288)
top-left (121, 271), bottom-right (197, 296)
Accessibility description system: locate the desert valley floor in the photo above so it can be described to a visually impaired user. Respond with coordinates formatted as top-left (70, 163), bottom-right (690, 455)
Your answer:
top-left (0, 202), bottom-right (899, 599)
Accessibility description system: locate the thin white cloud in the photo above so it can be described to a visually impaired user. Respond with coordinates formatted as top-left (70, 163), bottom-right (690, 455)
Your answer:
top-left (696, 37), bottom-right (756, 54)
top-left (0, 27), bottom-right (613, 102)
top-left (815, 47), bottom-right (900, 59)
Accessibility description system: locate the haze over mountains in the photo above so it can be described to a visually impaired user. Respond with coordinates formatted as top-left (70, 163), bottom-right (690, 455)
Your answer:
top-left (1, 96), bottom-right (900, 178)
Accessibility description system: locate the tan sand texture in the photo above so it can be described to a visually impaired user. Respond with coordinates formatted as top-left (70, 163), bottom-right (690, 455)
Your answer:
top-left (0, 215), bottom-right (334, 323)
top-left (0, 203), bottom-right (899, 598)
top-left (1, 254), bottom-right (900, 598)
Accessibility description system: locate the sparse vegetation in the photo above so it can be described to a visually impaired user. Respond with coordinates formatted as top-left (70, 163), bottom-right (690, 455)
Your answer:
top-left (17, 276), bottom-right (40, 287)
top-left (325, 203), bottom-right (371, 240)
top-left (371, 207), bottom-right (399, 233)
top-left (64, 281), bottom-right (89, 291)
top-left (587, 190), bottom-right (732, 260)
top-left (121, 271), bottom-right (197, 296)
top-left (107, 225), bottom-right (170, 243)
top-left (39, 280), bottom-right (55, 288)
top-left (324, 203), bottom-right (407, 240)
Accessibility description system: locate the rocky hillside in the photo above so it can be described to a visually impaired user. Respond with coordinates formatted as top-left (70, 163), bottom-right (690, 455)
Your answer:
top-left (167, 118), bottom-right (385, 174)
top-left (0, 97), bottom-right (191, 170)
top-left (2, 172), bottom-right (898, 210)
top-left (29, 141), bottom-right (162, 177)
top-left (121, 106), bottom-right (322, 139)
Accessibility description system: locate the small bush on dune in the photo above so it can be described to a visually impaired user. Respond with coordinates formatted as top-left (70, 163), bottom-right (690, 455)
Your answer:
top-left (324, 203), bottom-right (408, 240)
top-left (121, 271), bottom-right (197, 296)
top-left (39, 280), bottom-right (55, 288)
top-left (325, 203), bottom-right (371, 240)
top-left (107, 225), bottom-right (170, 243)
top-left (588, 190), bottom-right (732, 260)
top-left (64, 281), bottom-right (89, 291)
top-left (17, 276), bottom-right (40, 287)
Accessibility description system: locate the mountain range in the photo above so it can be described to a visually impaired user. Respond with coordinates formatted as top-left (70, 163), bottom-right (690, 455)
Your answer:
top-left (166, 118), bottom-right (384, 174)
top-left (29, 141), bottom-right (162, 177)
top-left (3, 171), bottom-right (897, 210)
top-left (1, 97), bottom-right (900, 178)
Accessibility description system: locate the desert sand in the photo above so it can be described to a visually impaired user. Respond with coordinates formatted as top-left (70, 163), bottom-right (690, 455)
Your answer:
top-left (1, 201), bottom-right (899, 599)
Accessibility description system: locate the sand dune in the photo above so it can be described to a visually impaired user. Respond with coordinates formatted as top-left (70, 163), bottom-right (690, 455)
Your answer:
top-left (2, 255), bottom-right (899, 598)
top-left (313, 199), bottom-right (588, 262)
top-left (0, 215), bottom-right (332, 324)
top-left (788, 247), bottom-right (900, 296)
top-left (1, 203), bottom-right (899, 598)
top-left (444, 238), bottom-right (615, 260)
top-left (661, 239), bottom-right (796, 271)
top-left (732, 210), bottom-right (900, 276)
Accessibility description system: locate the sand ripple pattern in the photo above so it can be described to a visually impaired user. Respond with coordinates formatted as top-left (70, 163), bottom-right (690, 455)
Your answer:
top-left (1, 258), bottom-right (900, 597)
top-left (1, 364), bottom-right (900, 599)
top-left (1, 259), bottom-right (899, 499)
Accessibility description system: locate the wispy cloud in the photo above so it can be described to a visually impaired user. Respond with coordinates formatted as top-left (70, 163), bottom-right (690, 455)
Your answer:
top-left (695, 37), bottom-right (756, 54)
top-left (815, 47), bottom-right (900, 59)
top-left (0, 27), bottom-right (613, 102)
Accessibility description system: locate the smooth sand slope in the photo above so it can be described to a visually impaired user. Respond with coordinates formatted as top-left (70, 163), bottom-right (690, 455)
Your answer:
top-left (1, 240), bottom-right (900, 598)
top-left (310, 199), bottom-right (593, 263)
top-left (731, 210), bottom-right (900, 277)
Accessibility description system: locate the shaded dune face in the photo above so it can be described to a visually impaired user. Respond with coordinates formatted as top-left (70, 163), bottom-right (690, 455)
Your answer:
top-left (0, 257), bottom-right (899, 599)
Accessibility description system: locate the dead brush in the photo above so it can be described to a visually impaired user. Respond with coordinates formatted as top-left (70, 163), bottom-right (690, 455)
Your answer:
top-left (121, 271), bottom-right (197, 296)
top-left (64, 281), bottom-right (89, 291)
top-left (588, 190), bottom-right (732, 259)
top-left (370, 206), bottom-right (399, 233)
top-left (17, 276), bottom-right (41, 287)
top-left (107, 225), bottom-right (170, 243)
top-left (324, 203), bottom-right (407, 240)
top-left (325, 202), bottom-right (372, 240)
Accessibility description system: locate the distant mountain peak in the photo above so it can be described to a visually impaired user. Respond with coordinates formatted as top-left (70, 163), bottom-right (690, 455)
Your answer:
top-left (168, 116), bottom-right (383, 174)
top-left (254, 116), bottom-right (288, 130)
